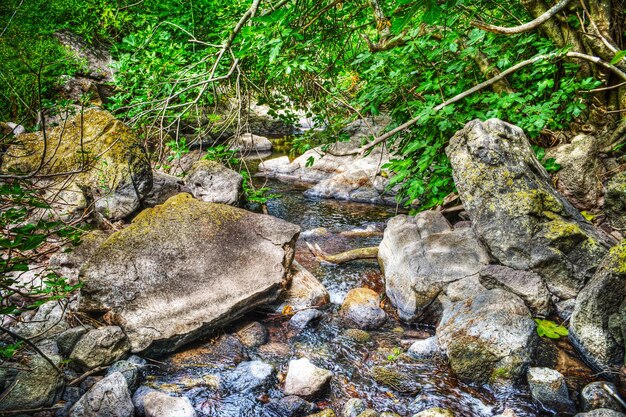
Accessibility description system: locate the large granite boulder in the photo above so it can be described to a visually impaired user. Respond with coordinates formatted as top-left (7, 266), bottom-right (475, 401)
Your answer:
top-left (78, 193), bottom-right (299, 355)
top-left (3, 108), bottom-right (152, 221)
top-left (570, 240), bottom-right (626, 372)
top-left (378, 211), bottom-right (490, 321)
top-left (436, 289), bottom-right (538, 385)
top-left (258, 117), bottom-right (396, 205)
top-left (446, 119), bottom-right (614, 299)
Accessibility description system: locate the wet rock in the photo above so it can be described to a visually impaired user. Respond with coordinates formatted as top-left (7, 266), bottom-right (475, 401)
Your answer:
top-left (106, 359), bottom-right (142, 392)
top-left (479, 265), bottom-right (552, 316)
top-left (258, 341), bottom-right (291, 359)
top-left (144, 171), bottom-right (185, 207)
top-left (266, 395), bottom-right (316, 417)
top-left (290, 309), bottom-right (323, 329)
top-left (343, 398), bottom-right (366, 417)
top-left (556, 299), bottom-right (577, 321)
top-left (446, 118), bottom-right (614, 299)
top-left (412, 408), bottom-right (455, 417)
top-left (605, 171), bottom-right (626, 230)
top-left (57, 326), bottom-right (91, 357)
top-left (547, 134), bottom-right (603, 210)
top-left (371, 366), bottom-right (421, 394)
top-left (273, 261), bottom-right (329, 312)
top-left (527, 367), bottom-right (575, 414)
top-left (220, 360), bottom-right (274, 393)
top-left (184, 160), bottom-right (242, 205)
top-left (70, 326), bottom-right (131, 369)
top-left (581, 381), bottom-right (624, 412)
top-left (340, 288), bottom-right (386, 330)
top-left (258, 117), bottom-right (395, 205)
top-left (0, 343), bottom-right (64, 412)
top-left (308, 410), bottom-right (336, 417)
top-left (379, 413), bottom-right (401, 417)
top-left (357, 411), bottom-right (379, 417)
top-left (284, 358), bottom-right (333, 399)
top-left (407, 337), bottom-right (437, 359)
top-left (437, 289), bottom-right (538, 385)
top-left (235, 321), bottom-right (268, 347)
top-left (79, 193), bottom-right (299, 355)
top-left (575, 409), bottom-right (626, 417)
top-left (143, 391), bottom-right (196, 417)
top-left (379, 211), bottom-right (490, 321)
top-left (70, 372), bottom-right (134, 417)
top-left (231, 132), bottom-right (273, 152)
top-left (492, 409), bottom-right (520, 417)
top-left (4, 109), bottom-right (152, 221)
top-left (570, 240), bottom-right (626, 372)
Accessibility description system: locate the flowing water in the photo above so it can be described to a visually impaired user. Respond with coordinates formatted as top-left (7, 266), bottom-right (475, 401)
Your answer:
top-left (142, 149), bottom-right (592, 417)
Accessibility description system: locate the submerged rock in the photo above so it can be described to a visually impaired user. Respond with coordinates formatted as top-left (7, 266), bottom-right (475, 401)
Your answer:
top-left (340, 288), bottom-right (387, 330)
top-left (379, 211), bottom-right (490, 321)
top-left (185, 160), bottom-right (242, 205)
top-left (284, 358), bottom-right (333, 399)
top-left (371, 365), bottom-right (421, 394)
top-left (70, 372), bottom-right (134, 417)
top-left (412, 408), bottom-right (455, 417)
top-left (79, 193), bottom-right (300, 355)
top-left (570, 240), bottom-right (626, 372)
top-left (4, 109), bottom-right (152, 221)
top-left (446, 119), bottom-right (614, 299)
top-left (436, 289), bottom-right (538, 385)
top-left (527, 367), bottom-right (575, 414)
top-left (220, 360), bottom-right (274, 393)
top-left (343, 398), bottom-right (366, 417)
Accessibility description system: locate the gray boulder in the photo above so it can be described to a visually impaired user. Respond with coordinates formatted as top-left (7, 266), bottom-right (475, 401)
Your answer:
top-left (185, 160), bottom-right (242, 205)
top-left (0, 342), bottom-right (64, 412)
top-left (379, 211), bottom-right (490, 321)
top-left (446, 119), bottom-right (614, 299)
top-left (479, 265), bottom-right (552, 316)
top-left (13, 300), bottom-right (70, 341)
top-left (106, 359), bottom-right (142, 392)
top-left (57, 326), bottom-right (91, 357)
top-left (580, 381), bottom-right (624, 412)
top-left (436, 289), bottom-right (538, 384)
top-left (143, 391), bottom-right (196, 417)
top-left (79, 193), bottom-right (299, 355)
top-left (220, 360), bottom-right (274, 393)
top-left (527, 367), bottom-right (575, 414)
top-left (230, 132), bottom-right (273, 152)
top-left (70, 372), bottom-right (134, 417)
top-left (70, 326), bottom-right (131, 369)
top-left (605, 171), bottom-right (626, 230)
top-left (340, 288), bottom-right (386, 330)
top-left (144, 171), bottom-right (185, 207)
top-left (284, 358), bottom-right (333, 399)
top-left (547, 134), bottom-right (603, 210)
top-left (570, 240), bottom-right (626, 372)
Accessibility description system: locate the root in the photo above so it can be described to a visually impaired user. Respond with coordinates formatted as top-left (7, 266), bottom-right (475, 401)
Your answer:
top-left (306, 242), bottom-right (379, 264)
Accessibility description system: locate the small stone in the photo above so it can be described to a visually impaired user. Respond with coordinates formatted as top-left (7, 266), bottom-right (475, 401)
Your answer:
top-left (143, 391), bottom-right (196, 417)
top-left (412, 408), bottom-right (455, 417)
top-left (266, 395), bottom-right (316, 417)
top-left (371, 366), bottom-right (421, 394)
top-left (69, 372), bottom-right (134, 417)
top-left (70, 326), bottom-right (131, 369)
top-left (220, 360), bottom-right (274, 393)
top-left (340, 288), bottom-right (386, 330)
top-left (284, 358), bottom-right (333, 399)
top-left (527, 367), bottom-right (575, 414)
top-left (290, 309), bottom-right (323, 329)
top-left (581, 381), bottom-right (623, 412)
top-left (357, 410), bottom-right (379, 417)
top-left (380, 413), bottom-right (401, 417)
top-left (308, 410), bottom-right (336, 417)
top-left (343, 398), bottom-right (366, 417)
top-left (407, 337), bottom-right (437, 360)
top-left (235, 321), bottom-right (268, 347)
top-left (106, 360), bottom-right (141, 392)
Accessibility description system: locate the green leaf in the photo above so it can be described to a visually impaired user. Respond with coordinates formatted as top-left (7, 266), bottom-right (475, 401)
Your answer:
top-left (534, 319), bottom-right (569, 339)
top-left (610, 50), bottom-right (626, 65)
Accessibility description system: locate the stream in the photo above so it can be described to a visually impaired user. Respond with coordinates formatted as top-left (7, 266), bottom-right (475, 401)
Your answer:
top-left (141, 148), bottom-right (585, 417)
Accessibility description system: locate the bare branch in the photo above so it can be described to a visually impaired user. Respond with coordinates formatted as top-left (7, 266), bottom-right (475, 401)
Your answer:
top-left (472, 0), bottom-right (572, 35)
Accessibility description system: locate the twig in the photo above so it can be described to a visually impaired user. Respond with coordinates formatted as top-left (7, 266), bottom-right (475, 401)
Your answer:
top-left (0, 326), bottom-right (62, 376)
top-left (472, 0), bottom-right (572, 35)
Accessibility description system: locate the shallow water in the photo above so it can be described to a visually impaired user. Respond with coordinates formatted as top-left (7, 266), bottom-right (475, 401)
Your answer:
top-left (143, 168), bottom-right (557, 417)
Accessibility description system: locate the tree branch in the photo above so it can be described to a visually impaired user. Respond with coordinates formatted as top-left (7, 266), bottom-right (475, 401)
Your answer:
top-left (472, 0), bottom-right (572, 35)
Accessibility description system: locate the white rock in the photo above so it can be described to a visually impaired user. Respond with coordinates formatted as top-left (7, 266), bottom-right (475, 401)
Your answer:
top-left (143, 391), bottom-right (196, 417)
top-left (284, 358), bottom-right (332, 398)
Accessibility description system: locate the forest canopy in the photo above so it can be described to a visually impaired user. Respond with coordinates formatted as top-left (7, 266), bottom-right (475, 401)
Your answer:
top-left (0, 0), bottom-right (625, 208)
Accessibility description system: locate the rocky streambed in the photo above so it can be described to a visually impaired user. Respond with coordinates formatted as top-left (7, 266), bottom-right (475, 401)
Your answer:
top-left (1, 112), bottom-right (625, 417)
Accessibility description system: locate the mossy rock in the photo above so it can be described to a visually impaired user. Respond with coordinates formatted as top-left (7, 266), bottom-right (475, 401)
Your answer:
top-left (371, 365), bottom-right (421, 394)
top-left (4, 108), bottom-right (151, 220)
top-left (343, 328), bottom-right (371, 343)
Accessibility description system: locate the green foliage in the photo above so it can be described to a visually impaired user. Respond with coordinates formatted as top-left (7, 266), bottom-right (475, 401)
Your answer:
top-left (532, 145), bottom-right (561, 173)
top-left (534, 318), bottom-right (569, 339)
top-left (387, 346), bottom-right (403, 362)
